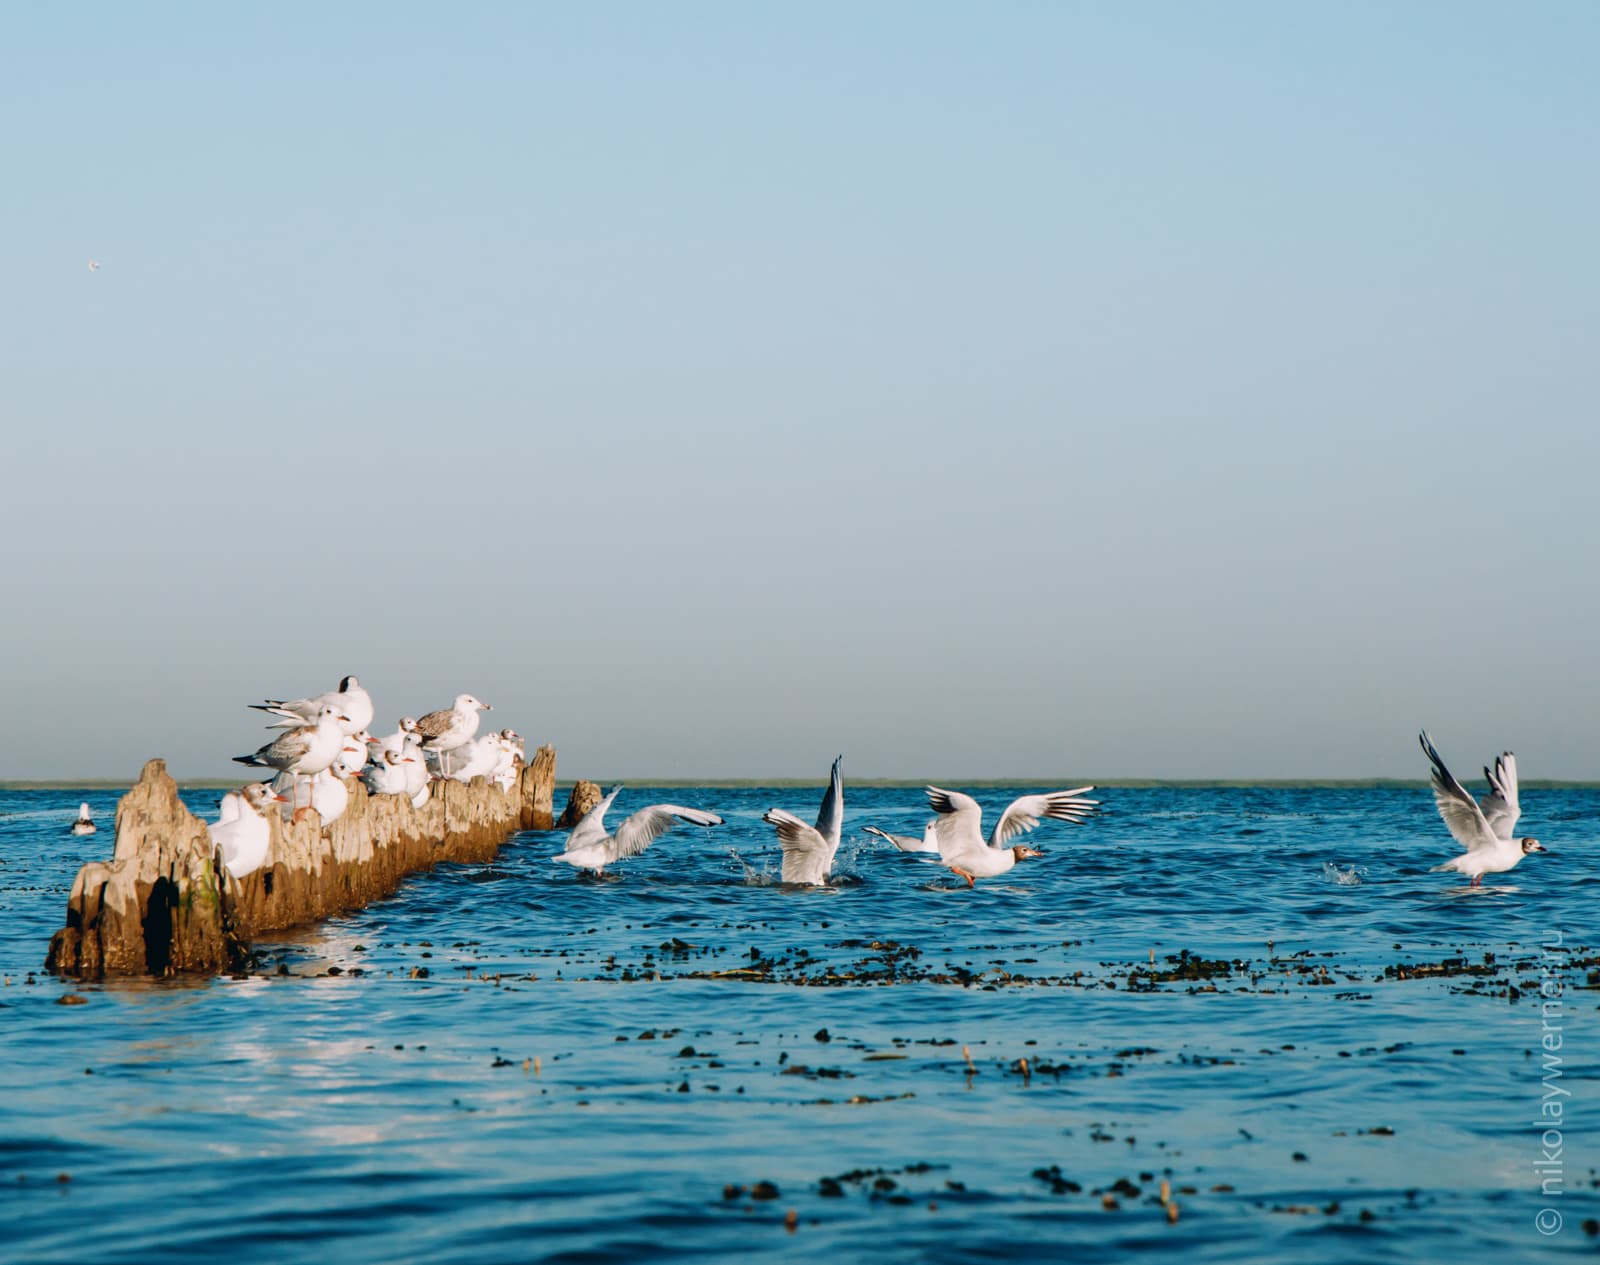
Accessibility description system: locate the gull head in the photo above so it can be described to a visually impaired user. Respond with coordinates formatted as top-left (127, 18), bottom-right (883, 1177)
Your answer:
top-left (1012, 845), bottom-right (1045, 861)
top-left (243, 783), bottom-right (288, 809)
top-left (1522, 838), bottom-right (1545, 854)
top-left (455, 694), bottom-right (491, 713)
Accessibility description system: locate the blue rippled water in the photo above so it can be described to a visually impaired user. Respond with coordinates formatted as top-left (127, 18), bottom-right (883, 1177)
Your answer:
top-left (1, 782), bottom-right (1595, 1263)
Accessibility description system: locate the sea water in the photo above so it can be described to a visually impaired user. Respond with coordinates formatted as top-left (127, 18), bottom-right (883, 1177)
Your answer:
top-left (1, 783), bottom-right (1594, 1262)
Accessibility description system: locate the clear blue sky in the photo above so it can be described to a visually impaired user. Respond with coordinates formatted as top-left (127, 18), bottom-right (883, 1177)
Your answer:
top-left (4, 3), bottom-right (1597, 780)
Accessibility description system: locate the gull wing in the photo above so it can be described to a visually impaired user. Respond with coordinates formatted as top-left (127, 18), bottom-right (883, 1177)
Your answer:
top-left (1479, 752), bottom-right (1521, 841)
top-left (413, 707), bottom-right (455, 739)
top-left (863, 825), bottom-right (938, 854)
top-left (814, 755), bottom-right (843, 847)
top-left (1419, 732), bottom-right (1498, 854)
top-left (613, 803), bottom-right (723, 860)
top-left (564, 786), bottom-right (621, 854)
top-left (766, 807), bottom-right (834, 880)
top-left (262, 727), bottom-right (314, 764)
top-left (991, 787), bottom-right (1099, 847)
top-left (926, 787), bottom-right (985, 859)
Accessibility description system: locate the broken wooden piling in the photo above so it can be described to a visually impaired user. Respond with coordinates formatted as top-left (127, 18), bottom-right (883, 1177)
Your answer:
top-left (45, 745), bottom-right (558, 979)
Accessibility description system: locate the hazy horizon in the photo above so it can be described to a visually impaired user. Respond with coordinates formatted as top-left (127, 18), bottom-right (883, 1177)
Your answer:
top-left (6, 4), bottom-right (1597, 781)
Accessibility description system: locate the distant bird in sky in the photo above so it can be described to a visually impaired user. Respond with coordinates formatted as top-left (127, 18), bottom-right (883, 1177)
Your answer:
top-left (1418, 731), bottom-right (1545, 887)
top-left (87, 258), bottom-right (101, 272)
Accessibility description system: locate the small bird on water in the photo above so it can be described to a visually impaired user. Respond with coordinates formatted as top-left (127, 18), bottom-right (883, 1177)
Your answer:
top-left (69, 802), bottom-right (96, 835)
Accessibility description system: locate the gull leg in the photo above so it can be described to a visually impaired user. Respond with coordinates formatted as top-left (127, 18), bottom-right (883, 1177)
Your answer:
top-left (953, 867), bottom-right (975, 888)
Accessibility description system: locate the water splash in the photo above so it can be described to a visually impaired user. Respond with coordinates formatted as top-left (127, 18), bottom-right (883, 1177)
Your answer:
top-left (1322, 861), bottom-right (1365, 886)
top-left (726, 847), bottom-right (773, 886)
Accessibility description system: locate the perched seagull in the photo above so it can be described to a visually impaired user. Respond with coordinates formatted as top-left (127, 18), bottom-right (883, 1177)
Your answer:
top-left (925, 785), bottom-right (1099, 886)
top-left (415, 694), bottom-right (491, 776)
top-left (69, 802), bottom-right (97, 836)
top-left (272, 767), bottom-right (349, 825)
top-left (363, 748), bottom-right (416, 796)
top-left (401, 734), bottom-right (431, 806)
top-left (252, 675), bottom-right (374, 737)
top-left (552, 787), bottom-right (723, 876)
top-left (444, 735), bottom-right (499, 784)
top-left (1419, 731), bottom-right (1545, 886)
top-left (332, 730), bottom-right (372, 779)
top-left (488, 729), bottom-right (524, 791)
top-left (762, 755), bottom-right (844, 885)
top-left (209, 783), bottom-right (286, 878)
top-left (369, 717), bottom-right (419, 763)
top-left (863, 822), bottom-right (939, 854)
top-left (233, 706), bottom-right (348, 817)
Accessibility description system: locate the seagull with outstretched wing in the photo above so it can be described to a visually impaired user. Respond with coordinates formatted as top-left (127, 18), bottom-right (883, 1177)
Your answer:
top-left (925, 785), bottom-right (1099, 886)
top-left (763, 755), bottom-right (844, 885)
top-left (1418, 730), bottom-right (1545, 886)
top-left (552, 787), bottom-right (723, 875)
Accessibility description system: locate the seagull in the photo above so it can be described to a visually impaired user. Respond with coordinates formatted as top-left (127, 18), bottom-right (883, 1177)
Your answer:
top-left (209, 783), bottom-right (286, 878)
top-left (332, 730), bottom-right (372, 778)
top-left (863, 823), bottom-right (938, 854)
top-left (552, 786), bottom-right (723, 876)
top-left (924, 785), bottom-right (1099, 886)
top-left (368, 717), bottom-right (419, 763)
top-left (272, 767), bottom-right (349, 825)
top-left (1419, 731), bottom-right (1545, 886)
top-left (87, 259), bottom-right (101, 272)
top-left (415, 693), bottom-right (491, 776)
top-left (252, 675), bottom-right (374, 737)
top-left (762, 755), bottom-right (844, 885)
top-left (233, 706), bottom-right (348, 817)
top-left (363, 748), bottom-right (417, 796)
top-left (69, 802), bottom-right (97, 835)
top-left (443, 735), bottom-right (499, 784)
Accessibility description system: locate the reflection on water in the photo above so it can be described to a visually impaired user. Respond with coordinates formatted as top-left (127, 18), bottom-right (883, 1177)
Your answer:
top-left (1, 784), bottom-right (1594, 1263)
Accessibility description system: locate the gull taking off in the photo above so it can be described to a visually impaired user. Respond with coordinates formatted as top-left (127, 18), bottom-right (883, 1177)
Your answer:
top-left (762, 755), bottom-right (843, 885)
top-left (552, 787), bottom-right (723, 876)
top-left (925, 785), bottom-right (1100, 887)
top-left (1419, 731), bottom-right (1545, 886)
top-left (69, 802), bottom-right (97, 835)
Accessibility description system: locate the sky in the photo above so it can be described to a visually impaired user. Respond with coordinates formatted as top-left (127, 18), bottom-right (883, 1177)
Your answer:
top-left (3, 3), bottom-right (1598, 781)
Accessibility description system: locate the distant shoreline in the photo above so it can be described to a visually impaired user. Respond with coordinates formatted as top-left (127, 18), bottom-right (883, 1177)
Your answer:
top-left (6, 777), bottom-right (1600, 791)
